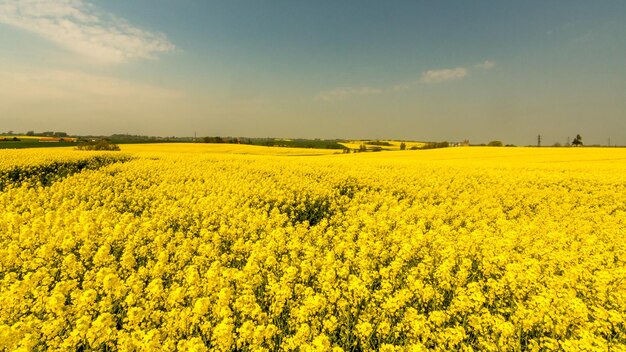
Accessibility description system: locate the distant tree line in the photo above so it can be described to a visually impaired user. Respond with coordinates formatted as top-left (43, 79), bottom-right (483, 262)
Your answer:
top-left (203, 136), bottom-right (237, 144)
top-left (26, 131), bottom-right (68, 137)
top-left (202, 136), bottom-right (346, 150)
top-left (483, 134), bottom-right (586, 147)
top-left (421, 141), bottom-right (450, 149)
top-left (0, 130), bottom-right (70, 137)
top-left (365, 141), bottom-right (393, 146)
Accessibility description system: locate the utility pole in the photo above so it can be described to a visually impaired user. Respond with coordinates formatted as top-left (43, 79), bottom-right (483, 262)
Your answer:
top-left (567, 136), bottom-right (570, 146)
top-left (537, 134), bottom-right (541, 147)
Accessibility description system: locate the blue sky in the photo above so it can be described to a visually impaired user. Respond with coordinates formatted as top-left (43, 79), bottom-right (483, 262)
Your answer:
top-left (1, 0), bottom-right (625, 145)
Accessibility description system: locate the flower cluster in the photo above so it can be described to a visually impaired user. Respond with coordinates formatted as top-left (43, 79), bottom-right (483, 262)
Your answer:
top-left (1, 145), bottom-right (625, 351)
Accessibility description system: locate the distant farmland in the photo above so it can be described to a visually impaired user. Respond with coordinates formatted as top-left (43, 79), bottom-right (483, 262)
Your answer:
top-left (0, 136), bottom-right (78, 149)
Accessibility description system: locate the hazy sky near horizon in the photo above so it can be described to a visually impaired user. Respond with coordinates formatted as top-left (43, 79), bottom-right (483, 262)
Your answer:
top-left (1, 1), bottom-right (625, 145)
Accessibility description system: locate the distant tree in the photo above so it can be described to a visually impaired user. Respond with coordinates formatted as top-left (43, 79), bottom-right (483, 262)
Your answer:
top-left (572, 134), bottom-right (583, 147)
top-left (359, 144), bottom-right (367, 152)
top-left (26, 131), bottom-right (35, 136)
top-left (552, 142), bottom-right (562, 147)
top-left (400, 142), bottom-right (406, 150)
top-left (488, 140), bottom-right (503, 147)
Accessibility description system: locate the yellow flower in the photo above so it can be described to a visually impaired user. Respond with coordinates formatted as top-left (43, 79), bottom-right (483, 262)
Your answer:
top-left (2, 144), bottom-right (626, 350)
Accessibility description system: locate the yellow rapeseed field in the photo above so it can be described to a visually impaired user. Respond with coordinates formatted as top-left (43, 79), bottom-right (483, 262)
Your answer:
top-left (338, 141), bottom-right (426, 151)
top-left (1, 144), bottom-right (625, 351)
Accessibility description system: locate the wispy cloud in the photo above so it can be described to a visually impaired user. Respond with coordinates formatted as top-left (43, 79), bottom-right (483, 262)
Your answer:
top-left (390, 83), bottom-right (410, 92)
top-left (316, 86), bottom-right (382, 102)
top-left (0, 66), bottom-right (182, 102)
top-left (421, 67), bottom-right (468, 83)
top-left (475, 60), bottom-right (496, 70)
top-left (0, 0), bottom-right (175, 64)
top-left (316, 61), bottom-right (495, 100)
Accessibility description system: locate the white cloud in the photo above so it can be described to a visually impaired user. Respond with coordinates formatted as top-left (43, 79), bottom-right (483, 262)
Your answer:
top-left (421, 67), bottom-right (468, 83)
top-left (0, 0), bottom-right (175, 64)
top-left (475, 60), bottom-right (496, 70)
top-left (316, 86), bottom-right (382, 102)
